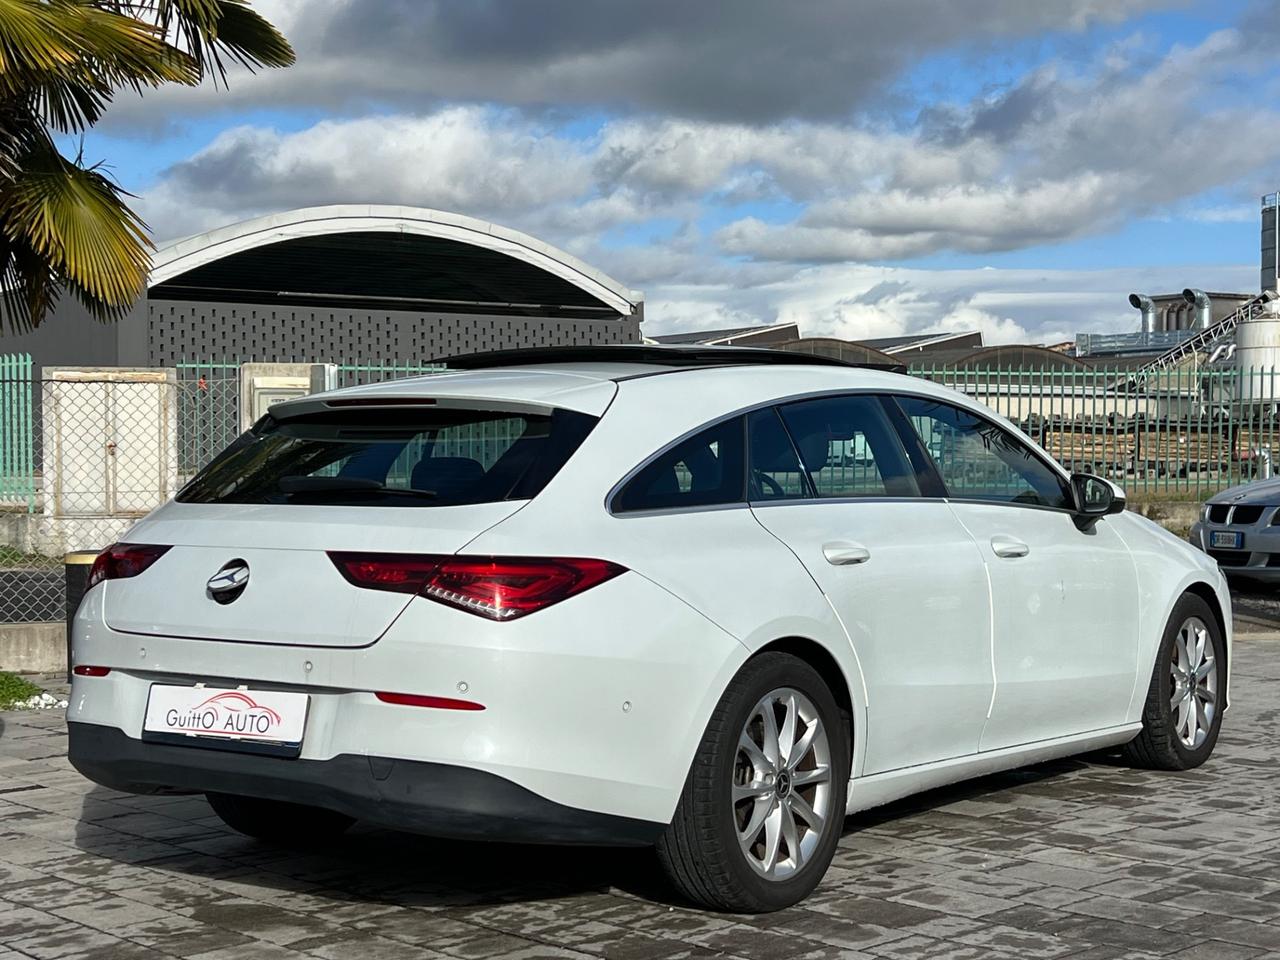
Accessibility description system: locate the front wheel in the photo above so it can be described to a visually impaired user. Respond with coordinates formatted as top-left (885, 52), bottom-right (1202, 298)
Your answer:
top-left (657, 652), bottom-right (849, 912)
top-left (1122, 594), bottom-right (1224, 770)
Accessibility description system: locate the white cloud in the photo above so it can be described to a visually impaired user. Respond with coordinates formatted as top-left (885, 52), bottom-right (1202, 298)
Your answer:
top-left (128, 5), bottom-right (1276, 348)
top-left (637, 261), bottom-right (1259, 346)
top-left (97, 0), bottom-right (1183, 131)
top-left (138, 108), bottom-right (593, 239)
top-left (141, 22), bottom-right (1280, 262)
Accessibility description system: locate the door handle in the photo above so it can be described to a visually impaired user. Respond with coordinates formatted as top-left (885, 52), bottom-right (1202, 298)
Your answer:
top-left (823, 542), bottom-right (871, 566)
top-left (990, 536), bottom-right (1030, 559)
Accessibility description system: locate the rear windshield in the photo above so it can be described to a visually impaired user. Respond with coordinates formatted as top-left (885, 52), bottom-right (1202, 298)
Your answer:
top-left (177, 406), bottom-right (597, 507)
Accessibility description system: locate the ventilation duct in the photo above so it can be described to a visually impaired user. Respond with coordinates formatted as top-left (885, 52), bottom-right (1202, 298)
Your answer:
top-left (1183, 288), bottom-right (1213, 330)
top-left (1129, 293), bottom-right (1158, 334)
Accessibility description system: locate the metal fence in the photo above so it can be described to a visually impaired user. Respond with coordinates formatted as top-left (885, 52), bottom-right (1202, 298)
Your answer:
top-left (176, 362), bottom-right (239, 477)
top-left (0, 354), bottom-right (34, 510)
top-left (6, 353), bottom-right (1280, 628)
top-left (908, 364), bottom-right (1280, 498)
top-left (1, 364), bottom-right (181, 622)
top-left (333, 360), bottom-right (445, 388)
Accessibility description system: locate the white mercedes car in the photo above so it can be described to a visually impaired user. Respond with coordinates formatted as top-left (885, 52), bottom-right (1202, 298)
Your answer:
top-left (69, 346), bottom-right (1230, 913)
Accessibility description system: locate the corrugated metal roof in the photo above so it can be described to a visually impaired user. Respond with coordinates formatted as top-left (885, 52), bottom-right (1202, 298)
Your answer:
top-left (650, 322), bottom-right (798, 344)
top-left (858, 331), bottom-right (984, 353)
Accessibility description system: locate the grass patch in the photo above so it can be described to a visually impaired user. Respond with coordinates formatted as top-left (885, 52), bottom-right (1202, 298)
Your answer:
top-left (0, 671), bottom-right (41, 710)
top-left (0, 545), bottom-right (51, 569)
top-left (1125, 489), bottom-right (1223, 505)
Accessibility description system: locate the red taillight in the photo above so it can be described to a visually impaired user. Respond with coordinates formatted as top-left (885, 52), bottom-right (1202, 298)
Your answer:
top-left (425, 557), bottom-right (625, 621)
top-left (328, 553), bottom-right (443, 594)
top-left (375, 691), bottom-right (485, 710)
top-left (88, 543), bottom-right (171, 589)
top-left (327, 552), bottom-right (626, 621)
top-left (73, 665), bottom-right (110, 677)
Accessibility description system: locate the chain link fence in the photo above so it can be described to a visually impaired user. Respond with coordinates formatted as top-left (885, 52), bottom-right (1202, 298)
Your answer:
top-left (2, 368), bottom-right (180, 623)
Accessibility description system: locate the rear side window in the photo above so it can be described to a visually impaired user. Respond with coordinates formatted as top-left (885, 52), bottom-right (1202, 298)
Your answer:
top-left (612, 416), bottom-right (746, 513)
top-left (776, 395), bottom-right (920, 498)
top-left (177, 406), bottom-right (597, 507)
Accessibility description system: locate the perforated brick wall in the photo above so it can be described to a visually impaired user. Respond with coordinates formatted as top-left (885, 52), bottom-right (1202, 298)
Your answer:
top-left (146, 300), bottom-right (642, 364)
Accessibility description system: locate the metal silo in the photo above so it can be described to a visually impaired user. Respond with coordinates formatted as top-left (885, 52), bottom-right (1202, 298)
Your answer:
top-left (1237, 298), bottom-right (1280, 403)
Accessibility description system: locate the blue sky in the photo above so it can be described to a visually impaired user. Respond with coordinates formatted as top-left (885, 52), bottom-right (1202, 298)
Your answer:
top-left (84, 0), bottom-right (1280, 344)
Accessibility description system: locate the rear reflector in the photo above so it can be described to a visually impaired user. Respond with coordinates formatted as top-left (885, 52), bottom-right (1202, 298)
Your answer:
top-left (88, 544), bottom-right (171, 589)
top-left (375, 691), bottom-right (485, 710)
top-left (328, 552), bottom-right (626, 621)
top-left (72, 665), bottom-right (110, 677)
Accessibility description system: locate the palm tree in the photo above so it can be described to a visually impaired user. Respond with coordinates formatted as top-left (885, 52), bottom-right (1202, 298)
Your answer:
top-left (0, 0), bottom-right (294, 334)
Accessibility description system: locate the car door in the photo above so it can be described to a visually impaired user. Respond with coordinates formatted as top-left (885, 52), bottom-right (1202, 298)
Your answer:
top-left (892, 394), bottom-right (1140, 752)
top-left (746, 395), bottom-right (995, 775)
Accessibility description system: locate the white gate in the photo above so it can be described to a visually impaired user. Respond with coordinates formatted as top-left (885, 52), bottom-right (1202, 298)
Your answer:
top-left (42, 368), bottom-right (178, 517)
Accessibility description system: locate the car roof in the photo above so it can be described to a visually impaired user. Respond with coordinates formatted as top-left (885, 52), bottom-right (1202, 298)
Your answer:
top-left (435, 344), bottom-right (905, 374)
top-left (271, 346), bottom-right (952, 421)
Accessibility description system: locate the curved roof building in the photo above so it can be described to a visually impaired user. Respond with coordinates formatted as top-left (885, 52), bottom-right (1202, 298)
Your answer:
top-left (10, 205), bottom-right (643, 372)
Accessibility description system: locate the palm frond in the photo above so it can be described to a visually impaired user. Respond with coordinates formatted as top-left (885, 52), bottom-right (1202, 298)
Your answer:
top-left (0, 0), bottom-right (293, 330)
top-left (102, 0), bottom-right (294, 85)
top-left (1, 140), bottom-right (151, 321)
top-left (0, 1), bottom-right (200, 133)
top-left (30, 75), bottom-right (109, 131)
top-left (0, 232), bottom-right (58, 334)
top-left (65, 4), bottom-right (200, 91)
top-left (0, 0), bottom-right (79, 78)
top-left (205, 0), bottom-right (295, 74)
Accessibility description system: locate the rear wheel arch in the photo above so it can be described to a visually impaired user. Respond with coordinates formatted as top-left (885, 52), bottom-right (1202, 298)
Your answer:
top-left (754, 637), bottom-right (856, 761)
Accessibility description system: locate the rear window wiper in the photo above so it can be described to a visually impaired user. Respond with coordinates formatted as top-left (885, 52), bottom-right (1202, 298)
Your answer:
top-left (277, 476), bottom-right (438, 499)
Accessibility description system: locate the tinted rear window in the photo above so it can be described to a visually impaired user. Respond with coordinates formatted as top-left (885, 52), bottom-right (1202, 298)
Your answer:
top-left (612, 416), bottom-right (746, 513)
top-left (177, 406), bottom-right (597, 507)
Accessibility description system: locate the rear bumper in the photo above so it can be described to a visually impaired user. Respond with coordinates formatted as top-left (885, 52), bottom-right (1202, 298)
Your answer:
top-left (71, 569), bottom-right (749, 826)
top-left (69, 721), bottom-right (664, 846)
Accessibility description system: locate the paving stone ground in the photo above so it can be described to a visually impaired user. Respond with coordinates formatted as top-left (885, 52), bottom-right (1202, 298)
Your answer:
top-left (4, 633), bottom-right (1280, 960)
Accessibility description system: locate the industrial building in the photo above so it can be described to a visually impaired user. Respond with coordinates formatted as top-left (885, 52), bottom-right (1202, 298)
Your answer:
top-left (647, 321), bottom-right (799, 347)
top-left (2, 205), bottom-right (645, 375)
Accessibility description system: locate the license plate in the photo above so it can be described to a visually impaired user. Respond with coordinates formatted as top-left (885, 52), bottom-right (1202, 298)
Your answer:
top-left (143, 685), bottom-right (308, 754)
top-left (1210, 530), bottom-right (1244, 550)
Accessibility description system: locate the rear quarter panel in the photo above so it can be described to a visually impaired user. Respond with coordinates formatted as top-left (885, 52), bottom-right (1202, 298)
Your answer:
top-left (461, 370), bottom-right (872, 778)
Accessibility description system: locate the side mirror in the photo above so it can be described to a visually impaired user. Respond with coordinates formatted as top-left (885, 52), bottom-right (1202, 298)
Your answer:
top-left (1071, 473), bottom-right (1125, 530)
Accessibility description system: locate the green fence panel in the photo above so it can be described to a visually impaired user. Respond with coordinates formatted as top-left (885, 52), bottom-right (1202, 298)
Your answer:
top-left (907, 362), bottom-right (1280, 498)
top-left (0, 354), bottom-right (34, 512)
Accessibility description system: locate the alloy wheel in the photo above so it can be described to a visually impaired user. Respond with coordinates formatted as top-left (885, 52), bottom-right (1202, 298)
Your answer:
top-left (732, 687), bottom-right (833, 880)
top-left (1169, 615), bottom-right (1218, 750)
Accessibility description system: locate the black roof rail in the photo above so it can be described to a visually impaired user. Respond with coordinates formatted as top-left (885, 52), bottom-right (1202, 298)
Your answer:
top-left (433, 344), bottom-right (907, 373)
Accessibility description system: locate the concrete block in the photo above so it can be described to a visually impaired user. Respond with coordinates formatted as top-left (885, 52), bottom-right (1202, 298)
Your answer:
top-left (0, 622), bottom-right (65, 674)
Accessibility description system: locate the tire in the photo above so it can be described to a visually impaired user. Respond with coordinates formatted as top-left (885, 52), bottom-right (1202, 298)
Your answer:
top-left (1122, 593), bottom-right (1224, 770)
top-left (206, 792), bottom-right (355, 844)
top-left (657, 652), bottom-right (850, 913)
